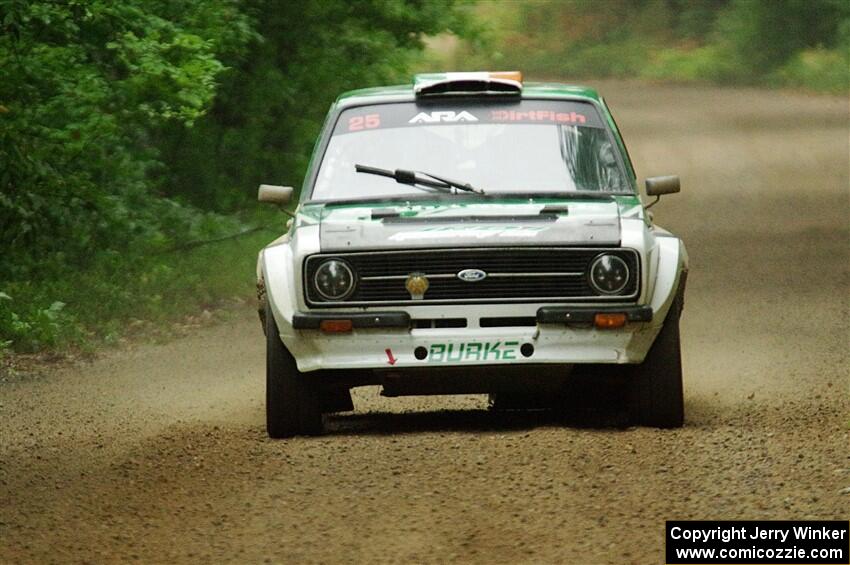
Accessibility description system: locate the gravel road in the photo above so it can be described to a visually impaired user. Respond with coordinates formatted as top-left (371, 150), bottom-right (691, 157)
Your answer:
top-left (2, 82), bottom-right (848, 564)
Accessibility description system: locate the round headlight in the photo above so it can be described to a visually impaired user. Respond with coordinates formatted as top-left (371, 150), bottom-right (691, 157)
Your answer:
top-left (589, 254), bottom-right (630, 295)
top-left (313, 259), bottom-right (355, 300)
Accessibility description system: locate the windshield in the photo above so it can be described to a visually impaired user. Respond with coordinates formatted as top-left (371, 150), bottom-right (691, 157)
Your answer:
top-left (311, 100), bottom-right (631, 201)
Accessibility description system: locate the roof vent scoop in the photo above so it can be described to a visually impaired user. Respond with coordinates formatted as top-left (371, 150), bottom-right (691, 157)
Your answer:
top-left (414, 71), bottom-right (523, 97)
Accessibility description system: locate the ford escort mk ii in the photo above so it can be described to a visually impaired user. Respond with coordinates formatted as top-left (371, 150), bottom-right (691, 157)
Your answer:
top-left (257, 72), bottom-right (688, 437)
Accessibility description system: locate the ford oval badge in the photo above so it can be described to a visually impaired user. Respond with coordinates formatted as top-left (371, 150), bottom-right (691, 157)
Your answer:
top-left (457, 268), bottom-right (487, 282)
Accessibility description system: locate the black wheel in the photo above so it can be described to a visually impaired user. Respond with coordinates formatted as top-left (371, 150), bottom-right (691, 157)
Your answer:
top-left (630, 299), bottom-right (684, 428)
top-left (257, 277), bottom-right (268, 335)
top-left (265, 303), bottom-right (323, 437)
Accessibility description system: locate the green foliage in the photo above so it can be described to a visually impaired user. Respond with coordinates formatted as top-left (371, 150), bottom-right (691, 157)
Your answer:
top-left (642, 44), bottom-right (745, 83)
top-left (0, 0), bottom-right (255, 283)
top-left (0, 292), bottom-right (74, 352)
top-left (0, 229), bottom-right (275, 352)
top-left (0, 0), bottom-right (473, 353)
top-left (713, 0), bottom-right (849, 74)
top-left (155, 0), bottom-right (474, 210)
top-left (771, 48), bottom-right (850, 95)
top-left (456, 0), bottom-right (849, 93)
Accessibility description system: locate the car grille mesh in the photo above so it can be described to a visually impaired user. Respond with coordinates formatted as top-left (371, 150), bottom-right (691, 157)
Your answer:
top-left (304, 248), bottom-right (639, 306)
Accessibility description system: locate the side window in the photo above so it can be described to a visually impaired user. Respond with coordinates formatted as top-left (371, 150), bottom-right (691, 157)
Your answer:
top-left (602, 98), bottom-right (637, 180)
top-left (559, 125), bottom-right (628, 191)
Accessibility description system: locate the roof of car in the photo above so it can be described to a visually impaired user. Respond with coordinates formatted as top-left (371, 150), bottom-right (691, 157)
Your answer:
top-left (333, 81), bottom-right (604, 110)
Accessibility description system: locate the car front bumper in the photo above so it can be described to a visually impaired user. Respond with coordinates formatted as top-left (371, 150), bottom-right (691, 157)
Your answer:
top-left (282, 306), bottom-right (659, 372)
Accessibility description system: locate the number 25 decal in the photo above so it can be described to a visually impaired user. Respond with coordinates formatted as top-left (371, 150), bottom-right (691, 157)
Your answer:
top-left (348, 114), bottom-right (380, 131)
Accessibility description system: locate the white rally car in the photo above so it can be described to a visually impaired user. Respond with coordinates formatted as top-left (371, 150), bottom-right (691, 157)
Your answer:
top-left (257, 72), bottom-right (688, 437)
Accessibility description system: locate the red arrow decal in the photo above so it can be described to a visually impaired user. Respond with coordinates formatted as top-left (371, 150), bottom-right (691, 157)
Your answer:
top-left (385, 348), bottom-right (397, 365)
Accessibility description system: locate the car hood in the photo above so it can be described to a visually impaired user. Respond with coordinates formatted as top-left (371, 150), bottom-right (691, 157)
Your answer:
top-left (316, 198), bottom-right (625, 251)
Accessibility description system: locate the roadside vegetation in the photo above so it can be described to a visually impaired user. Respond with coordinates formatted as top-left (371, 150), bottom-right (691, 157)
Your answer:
top-left (426, 0), bottom-right (850, 95)
top-left (0, 0), bottom-right (472, 355)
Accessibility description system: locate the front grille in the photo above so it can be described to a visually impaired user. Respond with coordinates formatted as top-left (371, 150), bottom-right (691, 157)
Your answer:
top-left (304, 247), bottom-right (639, 306)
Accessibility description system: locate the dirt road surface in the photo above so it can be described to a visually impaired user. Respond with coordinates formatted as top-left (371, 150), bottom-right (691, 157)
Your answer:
top-left (2, 82), bottom-right (848, 564)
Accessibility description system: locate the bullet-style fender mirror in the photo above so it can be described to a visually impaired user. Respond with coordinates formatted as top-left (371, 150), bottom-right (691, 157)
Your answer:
top-left (258, 184), bottom-right (293, 205)
top-left (644, 176), bottom-right (680, 209)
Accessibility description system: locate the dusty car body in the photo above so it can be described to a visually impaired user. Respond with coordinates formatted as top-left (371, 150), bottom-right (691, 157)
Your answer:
top-left (257, 72), bottom-right (688, 437)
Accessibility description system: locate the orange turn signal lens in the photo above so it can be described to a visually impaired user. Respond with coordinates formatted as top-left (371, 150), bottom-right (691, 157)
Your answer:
top-left (594, 313), bottom-right (627, 329)
top-left (319, 319), bottom-right (353, 333)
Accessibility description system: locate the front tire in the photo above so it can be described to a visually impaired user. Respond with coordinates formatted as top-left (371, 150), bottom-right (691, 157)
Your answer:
top-left (266, 303), bottom-right (323, 437)
top-left (630, 299), bottom-right (684, 428)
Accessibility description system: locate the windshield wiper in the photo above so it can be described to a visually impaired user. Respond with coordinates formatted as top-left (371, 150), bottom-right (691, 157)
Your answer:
top-left (355, 164), bottom-right (485, 195)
